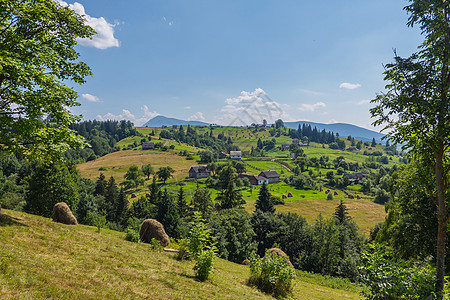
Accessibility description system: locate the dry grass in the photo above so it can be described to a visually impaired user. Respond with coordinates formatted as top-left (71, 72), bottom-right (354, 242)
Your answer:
top-left (77, 150), bottom-right (195, 183)
top-left (0, 210), bottom-right (362, 299)
top-left (275, 199), bottom-right (385, 235)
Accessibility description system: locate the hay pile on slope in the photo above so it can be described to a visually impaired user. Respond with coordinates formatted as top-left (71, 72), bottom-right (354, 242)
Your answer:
top-left (140, 219), bottom-right (170, 247)
top-left (265, 248), bottom-right (293, 267)
top-left (52, 202), bottom-right (78, 225)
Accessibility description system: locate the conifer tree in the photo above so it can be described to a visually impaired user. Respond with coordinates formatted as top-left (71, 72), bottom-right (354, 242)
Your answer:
top-left (334, 199), bottom-right (350, 224)
top-left (94, 173), bottom-right (107, 196)
top-left (157, 189), bottom-right (180, 238)
top-left (255, 182), bottom-right (274, 213)
top-left (177, 185), bottom-right (188, 217)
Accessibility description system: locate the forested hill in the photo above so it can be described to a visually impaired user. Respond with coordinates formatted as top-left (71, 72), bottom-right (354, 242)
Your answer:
top-left (64, 120), bottom-right (141, 162)
top-left (143, 115), bottom-right (210, 127)
top-left (284, 121), bottom-right (385, 143)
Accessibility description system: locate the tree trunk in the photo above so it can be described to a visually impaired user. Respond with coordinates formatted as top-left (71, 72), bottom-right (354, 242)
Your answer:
top-left (435, 146), bottom-right (447, 295)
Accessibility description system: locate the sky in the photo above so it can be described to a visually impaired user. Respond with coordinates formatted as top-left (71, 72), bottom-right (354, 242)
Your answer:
top-left (62, 0), bottom-right (423, 131)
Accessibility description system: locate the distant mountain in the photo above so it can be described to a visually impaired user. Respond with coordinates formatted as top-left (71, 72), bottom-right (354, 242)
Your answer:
top-left (142, 115), bottom-right (210, 127)
top-left (284, 121), bottom-right (385, 143)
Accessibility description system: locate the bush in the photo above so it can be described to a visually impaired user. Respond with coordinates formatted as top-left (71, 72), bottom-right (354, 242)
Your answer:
top-left (187, 212), bottom-right (217, 281)
top-left (248, 250), bottom-right (296, 297)
top-left (359, 243), bottom-right (435, 299)
top-left (327, 192), bottom-right (333, 200)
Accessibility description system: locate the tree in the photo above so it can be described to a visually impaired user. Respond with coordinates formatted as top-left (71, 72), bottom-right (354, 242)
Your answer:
top-left (0, 0), bottom-right (94, 161)
top-left (156, 166), bottom-right (175, 184)
top-left (371, 138), bottom-right (376, 148)
top-left (25, 161), bottom-right (79, 217)
top-left (141, 164), bottom-right (154, 180)
top-left (177, 185), bottom-right (188, 217)
top-left (94, 173), bottom-right (107, 196)
top-left (156, 189), bottom-right (180, 238)
top-left (123, 165), bottom-right (144, 190)
top-left (275, 119), bottom-right (284, 129)
top-left (255, 182), bottom-right (274, 213)
top-left (334, 199), bottom-right (350, 224)
top-left (191, 185), bottom-right (214, 220)
top-left (370, 0), bottom-right (450, 292)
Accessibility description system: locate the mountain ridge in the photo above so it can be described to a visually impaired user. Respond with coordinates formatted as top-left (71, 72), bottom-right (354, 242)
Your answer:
top-left (142, 115), bottom-right (384, 142)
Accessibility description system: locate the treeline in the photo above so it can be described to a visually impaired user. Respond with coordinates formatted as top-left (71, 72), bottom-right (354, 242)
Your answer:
top-left (63, 120), bottom-right (140, 162)
top-left (288, 124), bottom-right (337, 144)
top-left (159, 125), bottom-right (239, 153)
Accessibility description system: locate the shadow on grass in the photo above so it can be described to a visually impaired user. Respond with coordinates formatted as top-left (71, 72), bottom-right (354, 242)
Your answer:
top-left (0, 213), bottom-right (28, 227)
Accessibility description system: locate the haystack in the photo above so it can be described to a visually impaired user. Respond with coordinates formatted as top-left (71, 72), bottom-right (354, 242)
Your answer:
top-left (140, 219), bottom-right (170, 247)
top-left (334, 191), bottom-right (338, 196)
top-left (348, 194), bottom-right (354, 199)
top-left (52, 202), bottom-right (78, 225)
top-left (265, 248), bottom-right (293, 267)
top-left (282, 194), bottom-right (287, 199)
top-left (242, 258), bottom-right (250, 265)
top-left (287, 192), bottom-right (293, 197)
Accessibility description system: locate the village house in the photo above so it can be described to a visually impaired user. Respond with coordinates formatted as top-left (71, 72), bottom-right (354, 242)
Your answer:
top-left (348, 162), bottom-right (359, 172)
top-left (229, 151), bottom-right (242, 160)
top-left (292, 138), bottom-right (300, 145)
top-left (142, 142), bottom-right (155, 150)
top-left (188, 166), bottom-right (211, 179)
top-left (281, 144), bottom-right (290, 151)
top-left (259, 170), bottom-right (281, 184)
top-left (343, 172), bottom-right (366, 184)
top-left (250, 175), bottom-right (269, 185)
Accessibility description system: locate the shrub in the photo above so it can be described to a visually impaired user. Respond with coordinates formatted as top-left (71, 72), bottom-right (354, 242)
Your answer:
top-left (248, 250), bottom-right (296, 297)
top-left (359, 243), bottom-right (435, 299)
top-left (187, 212), bottom-right (217, 281)
top-left (327, 192), bottom-right (333, 200)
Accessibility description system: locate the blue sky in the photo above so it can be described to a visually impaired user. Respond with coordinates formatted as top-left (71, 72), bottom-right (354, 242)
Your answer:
top-left (63, 0), bottom-right (423, 131)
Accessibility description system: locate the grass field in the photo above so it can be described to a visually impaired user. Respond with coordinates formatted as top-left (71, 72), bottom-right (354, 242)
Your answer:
top-left (77, 150), bottom-right (195, 184)
top-left (0, 210), bottom-right (363, 299)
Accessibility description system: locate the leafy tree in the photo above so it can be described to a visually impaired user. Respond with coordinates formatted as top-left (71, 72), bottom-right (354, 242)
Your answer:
top-left (25, 161), bottom-right (79, 217)
top-left (156, 166), bottom-right (175, 184)
top-left (255, 182), bottom-right (274, 213)
top-left (123, 165), bottom-right (144, 190)
top-left (207, 162), bottom-right (217, 176)
top-left (275, 119), bottom-right (284, 129)
top-left (141, 164), bottom-right (154, 180)
top-left (210, 208), bottom-right (257, 263)
top-left (0, 0), bottom-right (94, 160)
top-left (370, 0), bottom-right (450, 290)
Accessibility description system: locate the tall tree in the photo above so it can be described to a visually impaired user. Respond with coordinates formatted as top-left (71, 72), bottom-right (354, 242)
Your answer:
top-left (334, 199), bottom-right (350, 224)
top-left (156, 166), bottom-right (175, 184)
top-left (191, 185), bottom-right (213, 220)
top-left (141, 164), bottom-right (154, 180)
top-left (0, 0), bottom-right (94, 160)
top-left (255, 182), bottom-right (274, 213)
top-left (177, 185), bottom-right (188, 217)
top-left (370, 0), bottom-right (450, 293)
top-left (156, 189), bottom-right (180, 238)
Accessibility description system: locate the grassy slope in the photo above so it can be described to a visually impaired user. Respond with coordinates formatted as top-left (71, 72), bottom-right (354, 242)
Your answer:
top-left (0, 210), bottom-right (362, 300)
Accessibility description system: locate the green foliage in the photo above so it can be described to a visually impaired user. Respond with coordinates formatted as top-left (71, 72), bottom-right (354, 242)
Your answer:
top-left (191, 185), bottom-right (213, 220)
top-left (0, 0), bottom-right (93, 160)
top-left (359, 243), bottom-right (435, 300)
top-left (327, 192), bottom-right (333, 200)
top-left (210, 208), bottom-right (257, 263)
top-left (86, 210), bottom-right (108, 233)
top-left (187, 212), bottom-right (217, 281)
top-left (255, 182), bottom-right (274, 213)
top-left (156, 166), bottom-right (175, 184)
top-left (156, 189), bottom-right (180, 238)
top-left (124, 217), bottom-right (142, 243)
top-left (141, 164), bottom-right (154, 180)
top-left (25, 161), bottom-right (79, 217)
top-left (248, 250), bottom-right (296, 297)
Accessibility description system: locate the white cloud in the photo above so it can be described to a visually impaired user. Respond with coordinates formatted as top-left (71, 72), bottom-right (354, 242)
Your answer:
top-left (298, 89), bottom-right (323, 96)
top-left (96, 105), bottom-right (159, 126)
top-left (81, 93), bottom-right (101, 102)
top-left (58, 1), bottom-right (119, 50)
top-left (298, 102), bottom-right (326, 112)
top-left (188, 112), bottom-right (206, 122)
top-left (214, 88), bottom-right (293, 125)
top-left (357, 99), bottom-right (371, 105)
top-left (339, 82), bottom-right (361, 90)
top-left (184, 106), bottom-right (192, 110)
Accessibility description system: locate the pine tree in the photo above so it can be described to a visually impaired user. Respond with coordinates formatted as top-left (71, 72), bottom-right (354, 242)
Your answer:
top-left (334, 199), bottom-right (350, 224)
top-left (148, 176), bottom-right (159, 204)
top-left (177, 185), bottom-right (188, 217)
top-left (157, 189), bottom-right (180, 238)
top-left (94, 173), bottom-right (107, 196)
top-left (255, 182), bottom-right (274, 213)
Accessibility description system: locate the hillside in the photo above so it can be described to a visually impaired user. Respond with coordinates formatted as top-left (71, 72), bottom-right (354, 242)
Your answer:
top-left (284, 121), bottom-right (385, 143)
top-left (0, 210), bottom-right (362, 299)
